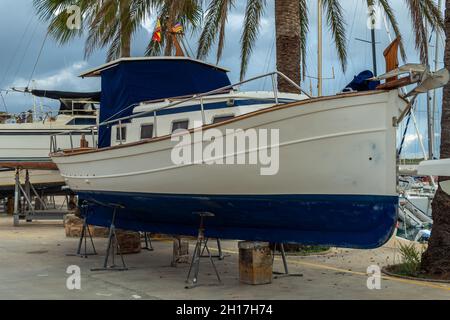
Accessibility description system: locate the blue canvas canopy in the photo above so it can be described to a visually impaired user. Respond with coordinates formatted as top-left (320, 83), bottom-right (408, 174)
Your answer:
top-left (81, 57), bottom-right (231, 148)
top-left (343, 70), bottom-right (380, 92)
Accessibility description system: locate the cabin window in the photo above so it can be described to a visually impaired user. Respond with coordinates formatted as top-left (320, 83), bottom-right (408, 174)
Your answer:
top-left (116, 125), bottom-right (127, 142)
top-left (213, 114), bottom-right (234, 124)
top-left (171, 120), bottom-right (189, 133)
top-left (140, 124), bottom-right (154, 139)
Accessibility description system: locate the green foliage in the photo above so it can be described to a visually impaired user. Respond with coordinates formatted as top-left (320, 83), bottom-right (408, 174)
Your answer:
top-left (34, 0), bottom-right (203, 61)
top-left (395, 242), bottom-right (424, 276)
top-left (34, 1), bottom-right (445, 80)
top-left (197, 0), bottom-right (444, 80)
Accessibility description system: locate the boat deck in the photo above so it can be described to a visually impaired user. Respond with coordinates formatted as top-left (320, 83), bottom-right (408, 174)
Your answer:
top-left (0, 215), bottom-right (448, 299)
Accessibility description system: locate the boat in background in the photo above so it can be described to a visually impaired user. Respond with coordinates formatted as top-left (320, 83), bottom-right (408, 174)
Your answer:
top-left (397, 175), bottom-right (434, 242)
top-left (0, 168), bottom-right (65, 198)
top-left (418, 159), bottom-right (450, 195)
top-left (0, 90), bottom-right (99, 197)
top-left (0, 89), bottom-right (98, 163)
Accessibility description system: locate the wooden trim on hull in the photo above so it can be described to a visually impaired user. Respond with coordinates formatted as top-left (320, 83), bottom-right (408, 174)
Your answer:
top-left (52, 90), bottom-right (398, 158)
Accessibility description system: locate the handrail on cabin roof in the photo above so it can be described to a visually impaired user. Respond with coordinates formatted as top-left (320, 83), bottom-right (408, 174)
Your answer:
top-left (49, 71), bottom-right (311, 151)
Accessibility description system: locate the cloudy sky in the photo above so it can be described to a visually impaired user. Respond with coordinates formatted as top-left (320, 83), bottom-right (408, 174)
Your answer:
top-left (0, 0), bottom-right (445, 158)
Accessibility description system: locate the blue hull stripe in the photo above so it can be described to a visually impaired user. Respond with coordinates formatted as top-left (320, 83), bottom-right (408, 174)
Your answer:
top-left (79, 191), bottom-right (398, 249)
top-left (132, 98), bottom-right (296, 119)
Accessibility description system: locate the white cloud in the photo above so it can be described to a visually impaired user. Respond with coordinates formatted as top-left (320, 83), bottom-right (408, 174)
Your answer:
top-left (141, 16), bottom-right (156, 35)
top-left (10, 61), bottom-right (98, 91)
top-left (403, 133), bottom-right (422, 149)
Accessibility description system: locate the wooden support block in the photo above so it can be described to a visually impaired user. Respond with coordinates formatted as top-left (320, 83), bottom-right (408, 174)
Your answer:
top-left (64, 213), bottom-right (84, 237)
top-left (7, 197), bottom-right (14, 215)
top-left (116, 230), bottom-right (141, 254)
top-left (238, 241), bottom-right (272, 285)
top-left (171, 237), bottom-right (190, 266)
top-left (64, 212), bottom-right (109, 238)
top-left (88, 225), bottom-right (109, 238)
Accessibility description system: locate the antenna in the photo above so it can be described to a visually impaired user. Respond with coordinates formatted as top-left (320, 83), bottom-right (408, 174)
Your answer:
top-left (431, 0), bottom-right (443, 159)
top-left (317, 0), bottom-right (323, 96)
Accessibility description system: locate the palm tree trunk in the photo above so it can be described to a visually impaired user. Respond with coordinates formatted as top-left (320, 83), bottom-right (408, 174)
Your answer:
top-left (421, 0), bottom-right (450, 276)
top-left (275, 0), bottom-right (301, 93)
top-left (120, 0), bottom-right (131, 58)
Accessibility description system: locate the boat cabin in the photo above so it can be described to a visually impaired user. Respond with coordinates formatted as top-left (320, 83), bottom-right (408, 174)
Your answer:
top-left (79, 57), bottom-right (308, 147)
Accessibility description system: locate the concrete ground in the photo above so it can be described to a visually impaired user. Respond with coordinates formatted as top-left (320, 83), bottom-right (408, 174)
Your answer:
top-left (0, 214), bottom-right (449, 300)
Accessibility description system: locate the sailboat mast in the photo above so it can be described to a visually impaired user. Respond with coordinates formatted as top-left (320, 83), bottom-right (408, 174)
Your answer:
top-left (317, 0), bottom-right (323, 96)
top-left (371, 29), bottom-right (377, 76)
top-left (431, 0), bottom-right (443, 158)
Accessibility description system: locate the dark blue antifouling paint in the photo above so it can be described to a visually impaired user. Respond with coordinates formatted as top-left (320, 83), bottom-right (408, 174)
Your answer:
top-left (78, 192), bottom-right (398, 249)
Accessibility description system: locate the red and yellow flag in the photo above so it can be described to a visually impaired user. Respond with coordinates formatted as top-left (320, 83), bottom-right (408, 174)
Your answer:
top-left (152, 19), bottom-right (161, 42)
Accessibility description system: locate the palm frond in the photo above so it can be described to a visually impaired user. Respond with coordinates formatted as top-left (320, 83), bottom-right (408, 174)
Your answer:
top-left (33, 0), bottom-right (95, 44)
top-left (85, 0), bottom-right (118, 59)
top-left (197, 0), bottom-right (233, 63)
top-left (404, 0), bottom-right (430, 64)
top-left (417, 0), bottom-right (444, 31)
top-left (216, 0), bottom-right (234, 63)
top-left (197, 0), bottom-right (224, 60)
top-left (403, 0), bottom-right (444, 64)
top-left (106, 29), bottom-right (122, 61)
top-left (146, 35), bottom-right (166, 56)
top-left (240, 0), bottom-right (266, 80)
top-left (377, 0), bottom-right (407, 61)
top-left (322, 0), bottom-right (347, 72)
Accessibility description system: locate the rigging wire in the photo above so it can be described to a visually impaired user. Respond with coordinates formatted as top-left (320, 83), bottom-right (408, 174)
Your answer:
top-left (0, 15), bottom-right (35, 89)
top-left (261, 28), bottom-right (275, 90)
top-left (345, 0), bottom-right (360, 84)
top-left (12, 19), bottom-right (40, 86)
top-left (27, 31), bottom-right (50, 89)
top-left (181, 36), bottom-right (195, 58)
top-left (0, 92), bottom-right (8, 113)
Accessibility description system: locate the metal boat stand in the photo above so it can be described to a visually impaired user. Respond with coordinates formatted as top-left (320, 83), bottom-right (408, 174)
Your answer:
top-left (200, 238), bottom-right (229, 260)
top-left (91, 204), bottom-right (128, 272)
top-left (67, 202), bottom-right (97, 258)
top-left (272, 243), bottom-right (303, 278)
top-left (13, 169), bottom-right (67, 226)
top-left (141, 232), bottom-right (154, 251)
top-left (185, 212), bottom-right (222, 289)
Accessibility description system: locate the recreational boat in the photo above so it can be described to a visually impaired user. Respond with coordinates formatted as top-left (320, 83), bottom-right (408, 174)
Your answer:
top-left (418, 159), bottom-right (450, 195)
top-left (0, 90), bottom-right (98, 197)
top-left (49, 47), bottom-right (449, 248)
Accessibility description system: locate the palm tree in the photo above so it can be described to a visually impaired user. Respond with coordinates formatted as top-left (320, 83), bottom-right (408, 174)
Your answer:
top-left (33, 0), bottom-right (201, 61)
top-left (421, 0), bottom-right (450, 277)
top-left (197, 0), bottom-right (443, 92)
top-left (145, 0), bottom-right (202, 56)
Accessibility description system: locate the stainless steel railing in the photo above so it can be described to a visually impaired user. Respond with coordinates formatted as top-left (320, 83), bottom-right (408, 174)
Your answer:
top-left (50, 71), bottom-right (310, 153)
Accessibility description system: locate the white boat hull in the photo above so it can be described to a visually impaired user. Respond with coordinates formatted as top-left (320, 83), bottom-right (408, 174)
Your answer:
top-left (52, 90), bottom-right (407, 247)
top-left (0, 169), bottom-right (65, 197)
top-left (418, 159), bottom-right (450, 195)
top-left (0, 129), bottom-right (90, 162)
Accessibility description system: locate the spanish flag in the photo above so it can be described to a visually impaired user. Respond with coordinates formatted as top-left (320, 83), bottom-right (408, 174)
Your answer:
top-left (152, 19), bottom-right (161, 42)
top-left (171, 22), bottom-right (183, 34)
